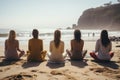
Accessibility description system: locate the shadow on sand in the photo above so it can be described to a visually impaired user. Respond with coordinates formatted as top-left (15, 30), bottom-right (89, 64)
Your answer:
top-left (22, 61), bottom-right (41, 68)
top-left (69, 59), bottom-right (88, 68)
top-left (91, 60), bottom-right (119, 69)
top-left (0, 58), bottom-right (24, 67)
top-left (46, 61), bottom-right (65, 69)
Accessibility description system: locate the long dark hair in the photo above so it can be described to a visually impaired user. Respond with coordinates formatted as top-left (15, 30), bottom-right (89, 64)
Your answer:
top-left (100, 30), bottom-right (110, 47)
top-left (32, 29), bottom-right (39, 39)
top-left (54, 30), bottom-right (61, 48)
top-left (74, 29), bottom-right (81, 42)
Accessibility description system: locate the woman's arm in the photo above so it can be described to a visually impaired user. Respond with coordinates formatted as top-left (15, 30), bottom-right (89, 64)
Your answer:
top-left (95, 40), bottom-right (99, 53)
top-left (71, 40), bottom-right (73, 51)
top-left (109, 42), bottom-right (112, 51)
top-left (41, 40), bottom-right (43, 51)
top-left (4, 40), bottom-right (8, 56)
top-left (5, 40), bottom-right (7, 51)
top-left (61, 42), bottom-right (64, 54)
top-left (50, 41), bottom-right (52, 53)
top-left (16, 40), bottom-right (22, 52)
top-left (80, 40), bottom-right (84, 51)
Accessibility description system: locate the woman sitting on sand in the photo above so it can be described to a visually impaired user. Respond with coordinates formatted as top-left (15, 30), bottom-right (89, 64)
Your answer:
top-left (4, 30), bottom-right (25, 60)
top-left (66, 29), bottom-right (87, 60)
top-left (90, 30), bottom-right (114, 61)
top-left (27, 29), bottom-right (47, 62)
top-left (47, 30), bottom-right (67, 63)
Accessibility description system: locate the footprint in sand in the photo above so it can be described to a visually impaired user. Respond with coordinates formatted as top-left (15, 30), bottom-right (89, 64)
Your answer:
top-left (86, 78), bottom-right (94, 80)
top-left (2, 72), bottom-right (37, 80)
top-left (116, 74), bottom-right (120, 79)
top-left (90, 67), bottom-right (120, 79)
top-left (48, 77), bottom-right (58, 80)
top-left (89, 67), bottom-right (114, 73)
top-left (116, 61), bottom-right (120, 63)
top-left (64, 74), bottom-right (77, 80)
top-left (0, 67), bottom-right (10, 72)
top-left (50, 70), bottom-right (63, 75)
top-left (2, 67), bottom-right (11, 72)
top-left (39, 71), bottom-right (47, 74)
top-left (31, 69), bottom-right (47, 74)
top-left (50, 69), bottom-right (69, 75)
top-left (89, 67), bottom-right (105, 73)
top-left (81, 73), bottom-right (89, 76)
top-left (31, 69), bottom-right (38, 72)
top-left (50, 69), bottom-right (77, 80)
top-left (0, 69), bottom-right (3, 72)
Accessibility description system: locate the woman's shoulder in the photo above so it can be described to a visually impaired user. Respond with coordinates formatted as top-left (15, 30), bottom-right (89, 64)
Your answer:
top-left (96, 39), bottom-right (101, 45)
top-left (14, 39), bottom-right (19, 43)
top-left (5, 39), bottom-right (8, 44)
top-left (80, 39), bottom-right (84, 42)
top-left (5, 39), bottom-right (8, 42)
top-left (95, 39), bottom-right (100, 42)
top-left (38, 39), bottom-right (43, 42)
top-left (29, 38), bottom-right (33, 41)
top-left (60, 41), bottom-right (64, 44)
top-left (71, 39), bottom-right (75, 43)
top-left (71, 39), bottom-right (74, 41)
top-left (15, 39), bottom-right (18, 41)
top-left (71, 39), bottom-right (84, 43)
top-left (50, 40), bottom-right (54, 44)
top-left (29, 38), bottom-right (42, 41)
top-left (97, 39), bottom-right (100, 42)
top-left (50, 40), bottom-right (54, 43)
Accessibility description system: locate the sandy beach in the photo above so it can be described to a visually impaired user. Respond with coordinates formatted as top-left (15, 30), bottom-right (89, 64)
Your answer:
top-left (0, 41), bottom-right (120, 80)
top-left (0, 0), bottom-right (120, 79)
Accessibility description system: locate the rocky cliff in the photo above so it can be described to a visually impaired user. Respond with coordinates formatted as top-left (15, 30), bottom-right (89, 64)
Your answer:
top-left (77, 3), bottom-right (120, 30)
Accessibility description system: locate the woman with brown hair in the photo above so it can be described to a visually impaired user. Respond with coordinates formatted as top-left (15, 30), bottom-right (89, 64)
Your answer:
top-left (27, 29), bottom-right (47, 62)
top-left (90, 30), bottom-right (114, 61)
top-left (66, 29), bottom-right (87, 60)
top-left (47, 30), bottom-right (66, 63)
top-left (4, 30), bottom-right (25, 60)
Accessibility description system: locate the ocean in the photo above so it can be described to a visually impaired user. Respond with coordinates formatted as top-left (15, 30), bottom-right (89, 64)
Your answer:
top-left (0, 28), bottom-right (120, 46)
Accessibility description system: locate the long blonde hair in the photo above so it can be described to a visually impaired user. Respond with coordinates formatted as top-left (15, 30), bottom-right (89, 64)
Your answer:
top-left (8, 30), bottom-right (16, 41)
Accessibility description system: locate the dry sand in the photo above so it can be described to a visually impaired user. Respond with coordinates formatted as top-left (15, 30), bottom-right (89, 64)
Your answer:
top-left (0, 41), bottom-right (120, 80)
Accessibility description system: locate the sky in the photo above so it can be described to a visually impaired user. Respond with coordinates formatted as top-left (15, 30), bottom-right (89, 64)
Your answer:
top-left (0, 0), bottom-right (118, 29)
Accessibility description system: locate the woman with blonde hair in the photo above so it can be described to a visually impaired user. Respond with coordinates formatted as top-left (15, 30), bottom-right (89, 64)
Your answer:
top-left (47, 30), bottom-right (67, 63)
top-left (4, 30), bottom-right (25, 60)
